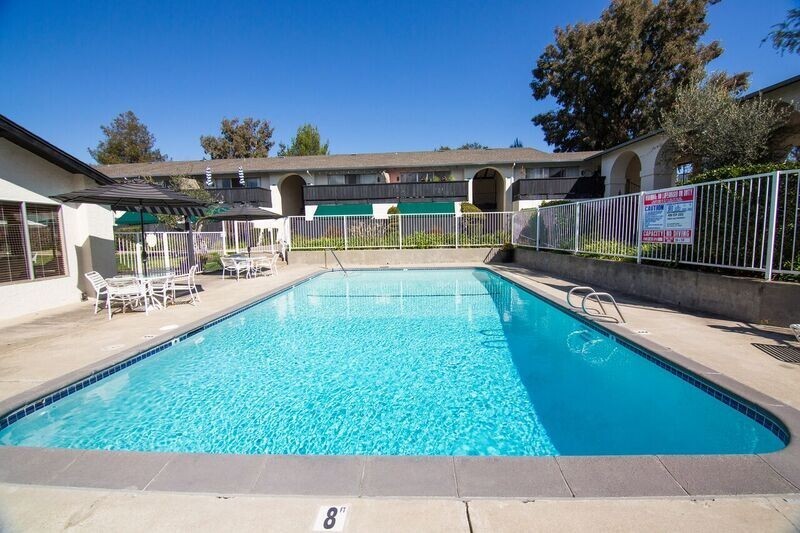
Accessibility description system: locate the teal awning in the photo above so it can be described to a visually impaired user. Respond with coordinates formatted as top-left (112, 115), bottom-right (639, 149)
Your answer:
top-left (315, 204), bottom-right (373, 216)
top-left (397, 202), bottom-right (455, 214)
top-left (115, 211), bottom-right (159, 225)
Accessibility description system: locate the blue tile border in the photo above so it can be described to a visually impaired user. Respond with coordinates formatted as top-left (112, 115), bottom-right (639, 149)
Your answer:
top-left (481, 267), bottom-right (792, 446)
top-left (0, 266), bottom-right (791, 449)
top-left (614, 336), bottom-right (789, 444)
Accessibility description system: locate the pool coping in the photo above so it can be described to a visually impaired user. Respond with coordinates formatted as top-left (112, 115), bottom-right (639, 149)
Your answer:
top-left (0, 264), bottom-right (799, 499)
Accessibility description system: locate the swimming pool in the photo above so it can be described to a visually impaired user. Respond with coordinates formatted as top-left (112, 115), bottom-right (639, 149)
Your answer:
top-left (0, 268), bottom-right (787, 455)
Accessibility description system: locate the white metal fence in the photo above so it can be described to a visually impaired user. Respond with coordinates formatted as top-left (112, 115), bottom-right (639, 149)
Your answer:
top-left (513, 170), bottom-right (800, 280)
top-left (115, 221), bottom-right (280, 276)
top-left (286, 212), bottom-right (514, 250)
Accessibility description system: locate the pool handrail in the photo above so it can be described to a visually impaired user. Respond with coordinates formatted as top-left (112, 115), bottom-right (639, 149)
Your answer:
top-left (581, 291), bottom-right (626, 323)
top-left (326, 248), bottom-right (349, 277)
top-left (567, 286), bottom-right (606, 315)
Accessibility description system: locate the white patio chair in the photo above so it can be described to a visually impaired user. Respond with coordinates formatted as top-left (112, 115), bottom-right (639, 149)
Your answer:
top-left (149, 273), bottom-right (176, 308)
top-left (171, 265), bottom-right (200, 304)
top-left (250, 254), bottom-right (278, 277)
top-left (791, 324), bottom-right (800, 344)
top-left (84, 271), bottom-right (108, 314)
top-left (221, 256), bottom-right (249, 281)
top-left (265, 253), bottom-right (279, 276)
top-left (105, 278), bottom-right (151, 320)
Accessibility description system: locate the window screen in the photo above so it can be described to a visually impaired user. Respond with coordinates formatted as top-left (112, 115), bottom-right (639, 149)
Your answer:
top-left (25, 204), bottom-right (66, 279)
top-left (0, 203), bottom-right (29, 283)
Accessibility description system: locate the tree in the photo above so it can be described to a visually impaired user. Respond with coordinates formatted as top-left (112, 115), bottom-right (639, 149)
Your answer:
top-left (435, 142), bottom-right (488, 151)
top-left (140, 175), bottom-right (215, 228)
top-left (660, 75), bottom-right (790, 172)
top-left (510, 138), bottom-right (524, 148)
top-left (89, 111), bottom-right (167, 164)
top-left (764, 8), bottom-right (800, 55)
top-left (277, 124), bottom-right (329, 156)
top-left (531, 0), bottom-right (726, 152)
top-left (200, 117), bottom-right (275, 159)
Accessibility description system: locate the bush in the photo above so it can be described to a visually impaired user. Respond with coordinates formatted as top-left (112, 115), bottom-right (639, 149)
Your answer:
top-left (201, 252), bottom-right (222, 273)
top-left (460, 202), bottom-right (482, 213)
top-left (539, 199), bottom-right (572, 208)
top-left (687, 162), bottom-right (799, 184)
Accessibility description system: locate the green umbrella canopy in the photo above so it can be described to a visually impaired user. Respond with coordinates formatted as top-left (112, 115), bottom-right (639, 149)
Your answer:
top-left (314, 204), bottom-right (373, 217)
top-left (115, 211), bottom-right (159, 225)
top-left (397, 201), bottom-right (455, 214)
top-left (205, 205), bottom-right (282, 221)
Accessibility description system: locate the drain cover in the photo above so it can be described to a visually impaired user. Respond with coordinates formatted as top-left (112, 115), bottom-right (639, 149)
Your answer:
top-left (753, 343), bottom-right (800, 364)
top-left (635, 329), bottom-right (650, 334)
top-left (142, 334), bottom-right (156, 339)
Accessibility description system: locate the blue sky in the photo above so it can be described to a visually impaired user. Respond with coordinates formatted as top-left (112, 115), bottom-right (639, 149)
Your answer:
top-left (0, 0), bottom-right (796, 163)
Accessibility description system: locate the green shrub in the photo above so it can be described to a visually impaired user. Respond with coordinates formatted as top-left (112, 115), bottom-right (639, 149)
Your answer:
top-left (200, 252), bottom-right (222, 273)
top-left (688, 162), bottom-right (799, 184)
top-left (539, 199), bottom-right (573, 208)
top-left (460, 202), bottom-right (482, 213)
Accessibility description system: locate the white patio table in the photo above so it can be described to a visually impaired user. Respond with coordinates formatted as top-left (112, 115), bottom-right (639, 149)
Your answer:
top-left (107, 272), bottom-right (176, 311)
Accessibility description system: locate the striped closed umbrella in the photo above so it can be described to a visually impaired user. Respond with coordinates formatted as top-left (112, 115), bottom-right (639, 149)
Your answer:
top-left (52, 182), bottom-right (207, 275)
top-left (238, 165), bottom-right (245, 186)
top-left (205, 166), bottom-right (213, 188)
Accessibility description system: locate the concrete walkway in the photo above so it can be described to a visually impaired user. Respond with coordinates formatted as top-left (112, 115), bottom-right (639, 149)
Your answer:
top-left (1, 262), bottom-right (800, 531)
top-left (0, 484), bottom-right (798, 532)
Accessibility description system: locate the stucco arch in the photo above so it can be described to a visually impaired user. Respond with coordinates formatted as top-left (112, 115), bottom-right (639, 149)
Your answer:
top-left (608, 151), bottom-right (642, 195)
top-left (653, 140), bottom-right (678, 189)
top-left (470, 167), bottom-right (505, 211)
top-left (278, 174), bottom-right (306, 216)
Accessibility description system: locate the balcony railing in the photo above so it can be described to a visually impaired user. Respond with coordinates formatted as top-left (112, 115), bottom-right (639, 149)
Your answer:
top-left (204, 187), bottom-right (272, 206)
top-left (303, 181), bottom-right (469, 205)
top-left (512, 176), bottom-right (605, 201)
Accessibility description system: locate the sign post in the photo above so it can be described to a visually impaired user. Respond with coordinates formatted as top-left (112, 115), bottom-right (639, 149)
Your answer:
top-left (641, 187), bottom-right (696, 246)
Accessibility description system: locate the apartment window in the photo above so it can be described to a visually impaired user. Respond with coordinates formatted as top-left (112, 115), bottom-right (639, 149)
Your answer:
top-left (0, 202), bottom-right (65, 284)
top-left (398, 171), bottom-right (450, 183)
top-left (525, 167), bottom-right (579, 179)
top-left (676, 163), bottom-right (694, 185)
top-left (328, 175), bottom-right (345, 185)
top-left (0, 203), bottom-right (29, 283)
top-left (26, 205), bottom-right (66, 279)
top-left (345, 174), bottom-right (359, 185)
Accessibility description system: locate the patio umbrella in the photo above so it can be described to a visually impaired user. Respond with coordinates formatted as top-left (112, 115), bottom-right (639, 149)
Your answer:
top-left (115, 210), bottom-right (160, 225)
top-left (52, 182), bottom-right (207, 275)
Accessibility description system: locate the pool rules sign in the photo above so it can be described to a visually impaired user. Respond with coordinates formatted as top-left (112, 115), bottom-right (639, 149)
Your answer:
top-left (641, 187), bottom-right (696, 244)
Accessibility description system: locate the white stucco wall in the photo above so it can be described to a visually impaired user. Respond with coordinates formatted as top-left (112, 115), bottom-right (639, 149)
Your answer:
top-left (600, 133), bottom-right (672, 196)
top-left (0, 139), bottom-right (115, 321)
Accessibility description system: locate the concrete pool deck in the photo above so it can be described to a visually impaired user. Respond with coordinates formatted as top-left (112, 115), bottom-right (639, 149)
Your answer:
top-left (1, 262), bottom-right (800, 530)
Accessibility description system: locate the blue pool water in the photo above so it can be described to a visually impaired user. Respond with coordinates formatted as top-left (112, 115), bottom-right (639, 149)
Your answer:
top-left (0, 269), bottom-right (787, 455)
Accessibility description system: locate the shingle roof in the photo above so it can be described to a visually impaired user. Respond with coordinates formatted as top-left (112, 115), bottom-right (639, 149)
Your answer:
top-left (97, 147), bottom-right (600, 178)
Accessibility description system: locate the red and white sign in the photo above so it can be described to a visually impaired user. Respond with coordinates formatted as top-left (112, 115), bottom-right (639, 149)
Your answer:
top-left (641, 187), bottom-right (695, 244)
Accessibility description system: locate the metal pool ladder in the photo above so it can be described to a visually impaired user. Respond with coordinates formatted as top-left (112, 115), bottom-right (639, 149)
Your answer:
top-left (567, 286), bottom-right (626, 323)
top-left (326, 248), bottom-right (349, 277)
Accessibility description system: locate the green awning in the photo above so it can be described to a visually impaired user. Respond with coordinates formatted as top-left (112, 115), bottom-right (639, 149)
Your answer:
top-left (115, 211), bottom-right (160, 225)
top-left (397, 202), bottom-right (455, 214)
top-left (315, 204), bottom-right (373, 216)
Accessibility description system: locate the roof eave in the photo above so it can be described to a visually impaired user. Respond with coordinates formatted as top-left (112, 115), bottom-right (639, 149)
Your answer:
top-left (0, 114), bottom-right (114, 185)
